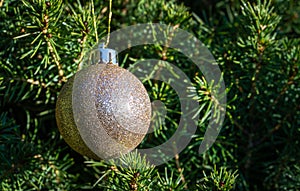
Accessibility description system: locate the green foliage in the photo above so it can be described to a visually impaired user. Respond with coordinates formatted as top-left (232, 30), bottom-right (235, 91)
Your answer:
top-left (0, 113), bottom-right (78, 190)
top-left (1, 0), bottom-right (299, 190)
top-left (197, 165), bottom-right (239, 191)
top-left (86, 151), bottom-right (157, 190)
top-left (110, 0), bottom-right (195, 29)
top-left (213, 0), bottom-right (300, 190)
top-left (86, 151), bottom-right (187, 190)
top-left (274, 0), bottom-right (300, 37)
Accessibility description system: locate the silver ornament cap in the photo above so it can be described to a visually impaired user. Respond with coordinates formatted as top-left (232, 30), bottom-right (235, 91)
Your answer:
top-left (80, 43), bottom-right (118, 69)
top-left (98, 43), bottom-right (118, 65)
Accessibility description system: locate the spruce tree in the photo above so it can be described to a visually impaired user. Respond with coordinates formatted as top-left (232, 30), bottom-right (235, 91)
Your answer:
top-left (1, 0), bottom-right (299, 190)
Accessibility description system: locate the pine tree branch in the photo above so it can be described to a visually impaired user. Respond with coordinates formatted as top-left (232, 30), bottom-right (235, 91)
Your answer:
top-left (75, 34), bottom-right (88, 71)
top-left (271, 63), bottom-right (298, 107)
top-left (46, 38), bottom-right (65, 83)
top-left (174, 153), bottom-right (187, 189)
top-left (160, 24), bottom-right (180, 60)
top-left (38, 3), bottom-right (65, 83)
top-left (72, 1), bottom-right (99, 70)
top-left (254, 103), bottom-right (299, 147)
top-left (232, 118), bottom-right (249, 135)
top-left (10, 77), bottom-right (59, 93)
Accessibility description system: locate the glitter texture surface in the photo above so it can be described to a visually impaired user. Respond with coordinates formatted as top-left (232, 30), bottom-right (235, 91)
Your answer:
top-left (55, 77), bottom-right (100, 159)
top-left (72, 64), bottom-right (151, 159)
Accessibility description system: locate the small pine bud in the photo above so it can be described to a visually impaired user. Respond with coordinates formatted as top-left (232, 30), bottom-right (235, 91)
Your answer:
top-left (43, 15), bottom-right (49, 25)
top-left (42, 29), bottom-right (47, 34)
top-left (134, 172), bottom-right (140, 178)
top-left (130, 181), bottom-right (138, 191)
top-left (37, 54), bottom-right (43, 60)
top-left (46, 1), bottom-right (51, 8)
top-left (219, 181), bottom-right (225, 187)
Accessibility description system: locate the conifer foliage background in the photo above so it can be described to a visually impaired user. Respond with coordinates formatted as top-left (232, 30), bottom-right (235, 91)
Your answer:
top-left (1, 0), bottom-right (299, 190)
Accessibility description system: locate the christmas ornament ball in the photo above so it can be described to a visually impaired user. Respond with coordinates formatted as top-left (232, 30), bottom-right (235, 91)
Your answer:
top-left (56, 61), bottom-right (151, 160)
top-left (56, 76), bottom-right (100, 159)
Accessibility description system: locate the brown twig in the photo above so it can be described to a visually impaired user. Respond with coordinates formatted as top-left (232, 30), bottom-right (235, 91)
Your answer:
top-left (232, 118), bottom-right (249, 135)
top-left (75, 34), bottom-right (88, 70)
top-left (271, 64), bottom-right (298, 107)
top-left (46, 40), bottom-right (65, 83)
top-left (252, 61), bottom-right (299, 145)
top-left (173, 145), bottom-right (187, 189)
top-left (253, 106), bottom-right (298, 147)
top-left (174, 153), bottom-right (187, 189)
top-left (12, 77), bottom-right (58, 93)
top-left (42, 13), bottom-right (66, 83)
top-left (161, 24), bottom-right (180, 60)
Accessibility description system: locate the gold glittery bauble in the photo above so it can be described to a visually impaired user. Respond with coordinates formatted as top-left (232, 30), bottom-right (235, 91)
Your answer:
top-left (56, 77), bottom-right (100, 159)
top-left (56, 63), bottom-right (151, 160)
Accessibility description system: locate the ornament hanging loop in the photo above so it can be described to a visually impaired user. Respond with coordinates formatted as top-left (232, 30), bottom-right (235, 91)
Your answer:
top-left (105, 0), bottom-right (113, 47)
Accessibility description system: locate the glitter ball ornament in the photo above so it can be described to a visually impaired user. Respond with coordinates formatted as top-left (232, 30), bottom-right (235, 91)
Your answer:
top-left (56, 76), bottom-right (100, 159)
top-left (56, 45), bottom-right (151, 159)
